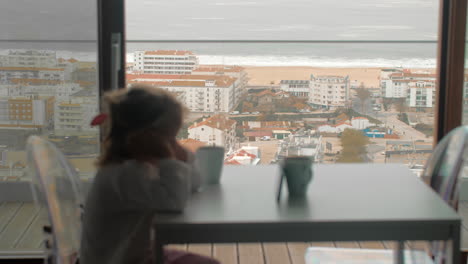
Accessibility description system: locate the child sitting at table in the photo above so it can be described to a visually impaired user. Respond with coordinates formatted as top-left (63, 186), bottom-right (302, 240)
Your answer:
top-left (81, 85), bottom-right (219, 264)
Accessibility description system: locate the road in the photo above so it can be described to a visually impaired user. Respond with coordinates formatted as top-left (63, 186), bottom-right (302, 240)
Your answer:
top-left (384, 115), bottom-right (431, 141)
top-left (351, 96), bottom-right (431, 142)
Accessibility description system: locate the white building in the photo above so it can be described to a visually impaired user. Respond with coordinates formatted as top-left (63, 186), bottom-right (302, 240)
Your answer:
top-left (351, 117), bottom-right (374, 130)
top-left (0, 67), bottom-right (65, 84)
top-left (279, 80), bottom-right (310, 98)
top-left (382, 70), bottom-right (435, 99)
top-left (407, 80), bottom-right (436, 109)
top-left (133, 50), bottom-right (198, 75)
top-left (309, 75), bottom-right (350, 109)
top-left (54, 97), bottom-right (99, 135)
top-left (188, 114), bottom-right (237, 151)
top-left (193, 65), bottom-right (248, 104)
top-left (225, 147), bottom-right (260, 165)
top-left (127, 74), bottom-right (239, 113)
top-left (318, 122), bottom-right (353, 133)
top-left (380, 68), bottom-right (403, 97)
top-left (4, 82), bottom-right (81, 102)
top-left (0, 50), bottom-right (57, 68)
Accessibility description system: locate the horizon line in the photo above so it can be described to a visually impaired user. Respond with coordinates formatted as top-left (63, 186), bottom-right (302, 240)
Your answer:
top-left (0, 39), bottom-right (440, 44)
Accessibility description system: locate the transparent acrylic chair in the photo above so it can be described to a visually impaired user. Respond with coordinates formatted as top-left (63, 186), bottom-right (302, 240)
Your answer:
top-left (305, 126), bottom-right (468, 264)
top-left (27, 135), bottom-right (84, 264)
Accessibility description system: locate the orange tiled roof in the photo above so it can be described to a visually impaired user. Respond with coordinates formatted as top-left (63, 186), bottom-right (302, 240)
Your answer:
top-left (189, 114), bottom-right (236, 130)
top-left (352, 117), bottom-right (369, 120)
top-left (144, 50), bottom-right (194, 56)
top-left (127, 74), bottom-right (236, 87)
top-left (11, 78), bottom-right (63, 85)
top-left (179, 138), bottom-right (206, 153)
top-left (334, 121), bottom-right (352, 127)
top-left (255, 90), bottom-right (276, 97)
top-left (390, 72), bottom-right (436, 79)
top-left (224, 160), bottom-right (241, 165)
top-left (170, 81), bottom-right (206, 87)
top-left (194, 65), bottom-right (245, 73)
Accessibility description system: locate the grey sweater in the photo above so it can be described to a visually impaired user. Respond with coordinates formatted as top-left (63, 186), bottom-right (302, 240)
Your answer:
top-left (80, 158), bottom-right (200, 264)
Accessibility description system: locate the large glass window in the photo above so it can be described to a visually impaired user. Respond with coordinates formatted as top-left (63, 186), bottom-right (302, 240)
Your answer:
top-left (126, 0), bottom-right (438, 175)
top-left (0, 0), bottom-right (99, 180)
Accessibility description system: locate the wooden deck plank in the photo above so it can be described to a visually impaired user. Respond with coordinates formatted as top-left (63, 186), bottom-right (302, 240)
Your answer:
top-left (0, 202), bottom-right (22, 234)
top-left (334, 242), bottom-right (360, 248)
top-left (16, 207), bottom-right (46, 249)
top-left (382, 241), bottom-right (395, 249)
top-left (263, 243), bottom-right (291, 264)
top-left (187, 244), bottom-right (212, 257)
top-left (462, 226), bottom-right (468, 251)
top-left (0, 203), bottom-right (38, 249)
top-left (309, 242), bottom-right (335, 247)
top-left (359, 241), bottom-right (385, 249)
top-left (238, 243), bottom-right (264, 264)
top-left (213, 244), bottom-right (237, 264)
top-left (287, 242), bottom-right (309, 264)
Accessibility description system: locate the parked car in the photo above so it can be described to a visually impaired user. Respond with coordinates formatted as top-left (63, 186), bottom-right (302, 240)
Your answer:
top-left (251, 111), bottom-right (260, 115)
top-left (229, 111), bottom-right (240, 115)
top-left (261, 136), bottom-right (271, 141)
top-left (241, 112), bottom-right (250, 115)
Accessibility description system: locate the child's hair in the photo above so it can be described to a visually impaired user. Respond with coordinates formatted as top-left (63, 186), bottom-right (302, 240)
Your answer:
top-left (98, 85), bottom-right (187, 166)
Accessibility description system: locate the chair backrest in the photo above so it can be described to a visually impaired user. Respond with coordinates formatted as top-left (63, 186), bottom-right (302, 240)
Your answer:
top-left (422, 126), bottom-right (468, 208)
top-left (27, 135), bottom-right (84, 264)
top-left (420, 126), bottom-right (468, 264)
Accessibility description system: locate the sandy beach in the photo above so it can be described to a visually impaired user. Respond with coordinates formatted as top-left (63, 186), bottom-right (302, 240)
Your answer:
top-left (244, 66), bottom-right (435, 88)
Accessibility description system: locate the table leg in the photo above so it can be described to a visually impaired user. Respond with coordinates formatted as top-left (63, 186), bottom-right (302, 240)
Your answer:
top-left (155, 240), bottom-right (164, 264)
top-left (451, 223), bottom-right (461, 264)
top-left (394, 241), bottom-right (405, 264)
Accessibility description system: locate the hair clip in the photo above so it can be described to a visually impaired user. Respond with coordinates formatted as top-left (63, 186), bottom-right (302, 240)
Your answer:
top-left (90, 113), bottom-right (108, 126)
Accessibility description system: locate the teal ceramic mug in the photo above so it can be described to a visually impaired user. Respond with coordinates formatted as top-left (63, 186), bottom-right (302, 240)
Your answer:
top-left (195, 146), bottom-right (225, 185)
top-left (281, 156), bottom-right (313, 197)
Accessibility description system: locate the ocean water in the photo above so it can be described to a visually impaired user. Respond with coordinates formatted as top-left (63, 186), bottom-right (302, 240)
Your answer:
top-left (0, 0), bottom-right (441, 67)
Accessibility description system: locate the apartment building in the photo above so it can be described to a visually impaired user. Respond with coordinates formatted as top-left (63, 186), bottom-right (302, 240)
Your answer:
top-left (382, 70), bottom-right (436, 99)
top-left (0, 96), bottom-right (54, 129)
top-left (188, 114), bottom-right (237, 151)
top-left (0, 67), bottom-right (65, 84)
top-left (193, 65), bottom-right (248, 103)
top-left (407, 80), bottom-right (436, 110)
top-left (3, 81), bottom-right (81, 102)
top-left (309, 75), bottom-right (350, 109)
top-left (279, 80), bottom-right (310, 98)
top-left (0, 50), bottom-right (57, 68)
top-left (54, 90), bottom-right (99, 135)
top-left (133, 50), bottom-right (198, 74)
top-left (127, 74), bottom-right (239, 113)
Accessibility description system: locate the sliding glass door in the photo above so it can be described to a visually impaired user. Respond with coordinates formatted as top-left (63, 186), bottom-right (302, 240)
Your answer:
top-left (0, 0), bottom-right (100, 179)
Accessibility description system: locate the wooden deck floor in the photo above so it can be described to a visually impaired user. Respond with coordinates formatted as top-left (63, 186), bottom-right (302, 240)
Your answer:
top-left (1, 201), bottom-right (467, 263)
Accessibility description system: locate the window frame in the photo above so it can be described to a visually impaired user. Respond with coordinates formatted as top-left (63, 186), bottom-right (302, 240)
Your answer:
top-left (435, 0), bottom-right (467, 141)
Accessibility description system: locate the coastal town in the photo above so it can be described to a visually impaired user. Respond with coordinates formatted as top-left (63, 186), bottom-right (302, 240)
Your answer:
top-left (0, 49), bottom-right (467, 179)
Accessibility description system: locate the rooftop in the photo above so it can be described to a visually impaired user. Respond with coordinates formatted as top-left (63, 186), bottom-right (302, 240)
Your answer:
top-left (142, 50), bottom-right (194, 56)
top-left (193, 65), bottom-right (245, 73)
top-left (189, 114), bottom-right (236, 131)
top-left (126, 74), bottom-right (236, 87)
top-left (179, 138), bottom-right (206, 153)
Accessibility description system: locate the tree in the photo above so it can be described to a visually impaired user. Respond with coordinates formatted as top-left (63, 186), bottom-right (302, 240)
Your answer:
top-left (382, 98), bottom-right (392, 111)
top-left (337, 128), bottom-right (370, 163)
top-left (355, 86), bottom-right (371, 113)
top-left (394, 98), bottom-right (407, 113)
